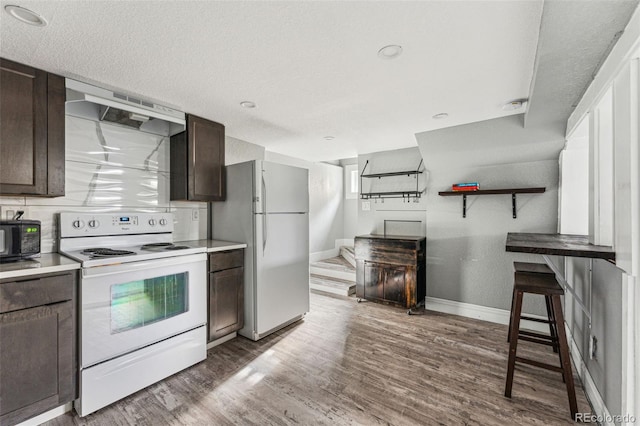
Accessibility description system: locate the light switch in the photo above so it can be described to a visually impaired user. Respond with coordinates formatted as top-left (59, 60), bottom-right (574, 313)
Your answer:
top-left (362, 201), bottom-right (371, 211)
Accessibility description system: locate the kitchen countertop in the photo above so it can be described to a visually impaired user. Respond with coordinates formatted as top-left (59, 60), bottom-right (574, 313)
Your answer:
top-left (505, 232), bottom-right (615, 260)
top-left (177, 239), bottom-right (247, 252)
top-left (0, 253), bottom-right (81, 280)
top-left (1, 241), bottom-right (246, 280)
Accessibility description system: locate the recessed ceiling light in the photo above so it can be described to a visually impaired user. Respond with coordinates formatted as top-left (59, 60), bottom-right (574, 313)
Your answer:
top-left (4, 5), bottom-right (47, 26)
top-left (240, 101), bottom-right (256, 109)
top-left (323, 136), bottom-right (335, 141)
top-left (502, 99), bottom-right (527, 111)
top-left (432, 113), bottom-right (449, 119)
top-left (377, 45), bottom-right (403, 60)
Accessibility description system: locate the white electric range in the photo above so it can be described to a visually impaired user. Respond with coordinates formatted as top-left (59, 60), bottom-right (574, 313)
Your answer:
top-left (58, 212), bottom-right (207, 417)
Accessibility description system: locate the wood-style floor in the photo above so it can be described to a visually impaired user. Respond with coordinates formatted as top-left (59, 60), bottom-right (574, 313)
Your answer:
top-left (46, 292), bottom-right (590, 425)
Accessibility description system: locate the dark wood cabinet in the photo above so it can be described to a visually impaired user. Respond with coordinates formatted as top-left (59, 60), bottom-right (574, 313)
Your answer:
top-left (0, 271), bottom-right (77, 426)
top-left (208, 249), bottom-right (244, 341)
top-left (0, 58), bottom-right (65, 197)
top-left (355, 235), bottom-right (426, 309)
top-left (170, 114), bottom-right (225, 201)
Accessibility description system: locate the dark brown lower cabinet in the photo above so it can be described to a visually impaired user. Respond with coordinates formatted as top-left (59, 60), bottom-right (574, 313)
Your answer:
top-left (208, 250), bottom-right (244, 342)
top-left (364, 262), bottom-right (409, 306)
top-left (355, 234), bottom-right (426, 309)
top-left (0, 271), bottom-right (77, 426)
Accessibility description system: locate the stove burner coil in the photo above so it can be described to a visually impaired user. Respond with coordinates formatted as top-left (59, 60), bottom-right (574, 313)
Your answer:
top-left (141, 243), bottom-right (190, 251)
top-left (81, 248), bottom-right (136, 258)
top-left (140, 243), bottom-right (174, 250)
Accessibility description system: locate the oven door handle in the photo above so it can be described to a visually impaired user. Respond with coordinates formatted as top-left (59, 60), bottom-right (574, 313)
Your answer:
top-left (82, 253), bottom-right (207, 278)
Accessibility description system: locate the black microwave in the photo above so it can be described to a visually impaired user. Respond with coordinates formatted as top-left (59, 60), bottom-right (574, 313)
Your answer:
top-left (0, 220), bottom-right (41, 263)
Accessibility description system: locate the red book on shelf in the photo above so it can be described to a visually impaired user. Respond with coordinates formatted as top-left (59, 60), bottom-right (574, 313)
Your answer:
top-left (451, 186), bottom-right (479, 192)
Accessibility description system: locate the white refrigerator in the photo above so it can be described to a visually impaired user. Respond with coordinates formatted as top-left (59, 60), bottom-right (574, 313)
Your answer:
top-left (211, 160), bottom-right (310, 341)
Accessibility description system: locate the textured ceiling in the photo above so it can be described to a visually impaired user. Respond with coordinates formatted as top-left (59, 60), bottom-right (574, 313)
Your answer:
top-left (525, 0), bottom-right (640, 134)
top-left (416, 0), bottom-right (639, 171)
top-left (0, 0), bottom-right (544, 161)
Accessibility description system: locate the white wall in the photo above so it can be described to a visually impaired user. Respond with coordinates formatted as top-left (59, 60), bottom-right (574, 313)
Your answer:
top-left (340, 157), bottom-right (359, 242)
top-left (265, 151), bottom-right (344, 257)
top-left (559, 118), bottom-right (589, 235)
top-left (0, 115), bottom-right (208, 251)
top-left (225, 135), bottom-right (265, 165)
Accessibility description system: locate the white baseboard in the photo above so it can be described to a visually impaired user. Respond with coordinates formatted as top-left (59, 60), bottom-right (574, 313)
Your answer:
top-left (310, 239), bottom-right (354, 262)
top-left (309, 247), bottom-right (340, 263)
top-left (16, 402), bottom-right (72, 426)
top-left (565, 325), bottom-right (614, 425)
top-left (424, 297), bottom-right (549, 333)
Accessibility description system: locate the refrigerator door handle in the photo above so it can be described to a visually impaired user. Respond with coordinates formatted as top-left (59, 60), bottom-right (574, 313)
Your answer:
top-left (262, 175), bottom-right (267, 252)
top-left (262, 174), bottom-right (267, 214)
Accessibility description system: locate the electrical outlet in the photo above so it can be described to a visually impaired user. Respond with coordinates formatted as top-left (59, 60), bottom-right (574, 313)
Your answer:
top-left (192, 209), bottom-right (199, 221)
top-left (362, 201), bottom-right (371, 211)
top-left (5, 209), bottom-right (15, 220)
top-left (589, 335), bottom-right (598, 359)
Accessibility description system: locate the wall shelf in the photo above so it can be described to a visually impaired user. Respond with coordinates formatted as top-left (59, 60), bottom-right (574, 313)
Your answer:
top-left (360, 159), bottom-right (424, 201)
top-left (360, 191), bottom-right (422, 200)
top-left (438, 187), bottom-right (546, 218)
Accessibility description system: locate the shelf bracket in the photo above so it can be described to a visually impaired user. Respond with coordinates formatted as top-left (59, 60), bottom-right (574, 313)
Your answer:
top-left (512, 194), bottom-right (517, 219)
top-left (462, 194), bottom-right (467, 218)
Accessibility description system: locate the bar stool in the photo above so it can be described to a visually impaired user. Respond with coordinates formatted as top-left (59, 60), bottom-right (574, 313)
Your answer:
top-left (507, 262), bottom-right (559, 354)
top-left (504, 265), bottom-right (578, 420)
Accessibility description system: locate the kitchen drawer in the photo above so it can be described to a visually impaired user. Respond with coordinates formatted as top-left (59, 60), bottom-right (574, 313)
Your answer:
top-left (209, 249), bottom-right (244, 272)
top-left (0, 272), bottom-right (74, 314)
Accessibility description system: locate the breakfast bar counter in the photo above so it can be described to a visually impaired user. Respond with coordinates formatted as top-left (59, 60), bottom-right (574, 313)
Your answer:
top-left (505, 232), bottom-right (615, 260)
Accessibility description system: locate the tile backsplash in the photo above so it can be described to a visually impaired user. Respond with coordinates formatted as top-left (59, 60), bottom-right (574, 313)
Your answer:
top-left (0, 115), bottom-right (207, 253)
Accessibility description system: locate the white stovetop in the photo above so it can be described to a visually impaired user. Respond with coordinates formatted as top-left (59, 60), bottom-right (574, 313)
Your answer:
top-left (59, 238), bottom-right (247, 268)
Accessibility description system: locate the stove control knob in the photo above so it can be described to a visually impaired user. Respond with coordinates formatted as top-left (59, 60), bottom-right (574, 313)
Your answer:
top-left (72, 220), bottom-right (84, 229)
top-left (159, 219), bottom-right (168, 226)
top-left (148, 219), bottom-right (156, 226)
top-left (88, 220), bottom-right (99, 228)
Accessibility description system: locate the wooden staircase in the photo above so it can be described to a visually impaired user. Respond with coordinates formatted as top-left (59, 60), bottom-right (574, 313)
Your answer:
top-left (309, 247), bottom-right (356, 296)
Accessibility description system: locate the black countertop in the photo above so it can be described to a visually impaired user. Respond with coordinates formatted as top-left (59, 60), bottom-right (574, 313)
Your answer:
top-left (506, 232), bottom-right (615, 260)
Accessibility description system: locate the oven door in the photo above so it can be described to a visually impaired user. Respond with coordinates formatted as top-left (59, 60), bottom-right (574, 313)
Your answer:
top-left (80, 253), bottom-right (206, 368)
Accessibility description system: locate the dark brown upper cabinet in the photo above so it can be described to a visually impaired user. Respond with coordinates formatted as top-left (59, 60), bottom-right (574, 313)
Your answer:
top-left (0, 58), bottom-right (65, 197)
top-left (170, 114), bottom-right (225, 201)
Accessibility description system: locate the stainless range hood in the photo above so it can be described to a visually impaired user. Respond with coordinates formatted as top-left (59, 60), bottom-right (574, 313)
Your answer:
top-left (65, 78), bottom-right (185, 137)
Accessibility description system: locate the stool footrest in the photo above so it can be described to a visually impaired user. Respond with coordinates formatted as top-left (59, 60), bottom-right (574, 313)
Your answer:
top-left (515, 356), bottom-right (564, 373)
top-left (518, 335), bottom-right (557, 347)
top-left (519, 330), bottom-right (556, 341)
top-left (521, 315), bottom-right (552, 324)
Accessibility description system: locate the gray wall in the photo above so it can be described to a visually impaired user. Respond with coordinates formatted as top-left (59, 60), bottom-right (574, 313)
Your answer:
top-left (563, 257), bottom-right (624, 421)
top-left (424, 160), bottom-right (558, 313)
top-left (415, 116), bottom-right (561, 312)
top-left (357, 147), bottom-right (427, 237)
